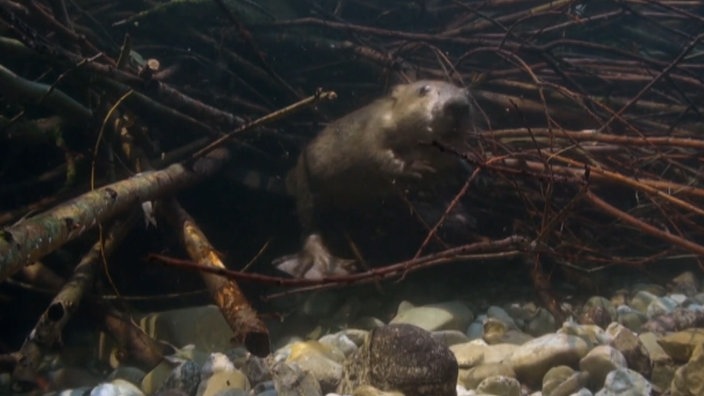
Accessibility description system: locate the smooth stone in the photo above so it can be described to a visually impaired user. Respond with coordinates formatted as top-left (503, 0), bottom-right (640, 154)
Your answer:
top-left (253, 390), bottom-right (277, 396)
top-left (45, 387), bottom-right (94, 396)
top-left (481, 316), bottom-right (532, 345)
top-left (605, 323), bottom-right (650, 379)
top-left (432, 329), bottom-right (471, 346)
top-left (195, 370), bottom-right (249, 396)
top-left (508, 333), bottom-right (590, 387)
top-left (467, 320), bottom-right (484, 340)
top-left (250, 380), bottom-right (276, 395)
top-left (390, 300), bottom-right (473, 332)
top-left (646, 296), bottom-right (679, 318)
top-left (289, 340), bottom-right (345, 363)
top-left (503, 303), bottom-right (531, 328)
top-left (486, 306), bottom-right (518, 329)
top-left (579, 345), bottom-right (627, 390)
top-left (457, 362), bottom-right (515, 389)
top-left (287, 341), bottom-right (344, 392)
top-left (610, 289), bottom-right (629, 307)
top-left (629, 291), bottom-right (660, 313)
top-left (550, 375), bottom-right (591, 396)
top-left (340, 329), bottom-right (371, 346)
top-left (499, 329), bottom-right (534, 345)
top-left (482, 317), bottom-right (508, 344)
top-left (138, 305), bottom-right (234, 353)
top-left (669, 271), bottom-right (699, 296)
top-left (638, 332), bottom-right (676, 391)
top-left (90, 379), bottom-right (144, 396)
top-left (271, 361), bottom-right (322, 396)
top-left (450, 341), bottom-right (517, 367)
top-left (638, 332), bottom-right (671, 363)
top-left (525, 307), bottom-right (557, 336)
top-left (631, 283), bottom-right (666, 297)
top-left (657, 328), bottom-right (704, 362)
top-left (456, 384), bottom-right (474, 396)
top-left (579, 296), bottom-right (616, 328)
top-left (351, 385), bottom-right (404, 395)
top-left (224, 348), bottom-right (250, 365)
top-left (482, 343), bottom-right (521, 364)
top-left (240, 355), bottom-right (271, 385)
top-left (106, 367), bottom-right (146, 387)
top-left (558, 321), bottom-right (610, 348)
top-left (643, 307), bottom-right (704, 333)
top-left (614, 306), bottom-right (647, 332)
top-left (693, 293), bottom-right (704, 305)
top-left (669, 293), bottom-right (688, 305)
top-left (451, 340), bottom-right (489, 367)
top-left (542, 365), bottom-right (589, 396)
top-left (151, 360), bottom-right (201, 396)
top-left (594, 368), bottom-right (652, 396)
top-left (476, 375), bottom-right (521, 396)
top-left (201, 353), bottom-right (235, 378)
top-left (319, 332), bottom-right (359, 357)
top-left (542, 365), bottom-right (575, 395)
top-left (669, 341), bottom-right (704, 396)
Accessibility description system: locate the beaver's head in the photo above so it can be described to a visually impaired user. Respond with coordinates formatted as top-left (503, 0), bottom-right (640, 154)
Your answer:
top-left (389, 80), bottom-right (472, 144)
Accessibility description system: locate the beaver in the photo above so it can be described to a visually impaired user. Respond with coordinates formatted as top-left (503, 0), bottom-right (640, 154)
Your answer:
top-left (275, 80), bottom-right (473, 278)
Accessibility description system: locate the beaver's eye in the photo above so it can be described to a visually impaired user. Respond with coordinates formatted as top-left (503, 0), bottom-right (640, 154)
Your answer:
top-left (418, 84), bottom-right (431, 96)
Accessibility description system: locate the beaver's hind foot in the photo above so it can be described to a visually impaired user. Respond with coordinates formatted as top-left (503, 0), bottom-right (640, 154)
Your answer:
top-left (273, 234), bottom-right (357, 279)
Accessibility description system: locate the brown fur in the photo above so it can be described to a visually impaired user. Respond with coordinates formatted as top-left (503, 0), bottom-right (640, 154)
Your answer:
top-left (278, 80), bottom-right (472, 278)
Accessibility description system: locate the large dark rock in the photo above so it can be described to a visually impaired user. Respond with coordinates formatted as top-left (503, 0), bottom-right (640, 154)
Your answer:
top-left (340, 323), bottom-right (458, 396)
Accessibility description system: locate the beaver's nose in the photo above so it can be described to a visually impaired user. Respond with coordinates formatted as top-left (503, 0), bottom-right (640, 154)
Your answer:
top-left (444, 96), bottom-right (470, 120)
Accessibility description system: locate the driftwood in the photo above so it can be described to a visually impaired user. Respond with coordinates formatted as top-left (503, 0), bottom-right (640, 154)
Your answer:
top-left (12, 213), bottom-right (140, 387)
top-left (0, 0), bottom-right (703, 390)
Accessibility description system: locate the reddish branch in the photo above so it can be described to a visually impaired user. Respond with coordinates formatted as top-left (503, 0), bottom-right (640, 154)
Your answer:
top-left (584, 190), bottom-right (704, 257)
top-left (150, 235), bottom-right (528, 297)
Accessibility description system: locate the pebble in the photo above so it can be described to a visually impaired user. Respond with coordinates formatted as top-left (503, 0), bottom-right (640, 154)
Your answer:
top-left (525, 307), bottom-right (557, 336)
top-left (614, 305), bottom-right (647, 332)
top-left (508, 333), bottom-right (590, 386)
top-left (432, 329), bottom-right (471, 346)
top-left (579, 296), bottom-right (616, 328)
top-left (657, 328), bottom-right (704, 362)
top-left (646, 295), bottom-right (679, 318)
top-left (34, 269), bottom-right (704, 396)
top-left (90, 379), bottom-right (144, 396)
top-left (286, 341), bottom-right (343, 392)
top-left (629, 290), bottom-right (660, 313)
top-left (195, 370), bottom-right (249, 396)
top-left (670, 341), bottom-right (704, 395)
top-left (457, 362), bottom-right (515, 389)
top-left (486, 306), bottom-right (518, 329)
top-left (605, 323), bottom-right (651, 379)
top-left (579, 345), bottom-right (627, 390)
top-left (541, 365), bottom-right (589, 396)
top-left (389, 300), bottom-right (473, 332)
top-left (595, 368), bottom-right (651, 396)
top-left (475, 375), bottom-right (521, 396)
top-left (669, 271), bottom-right (699, 297)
